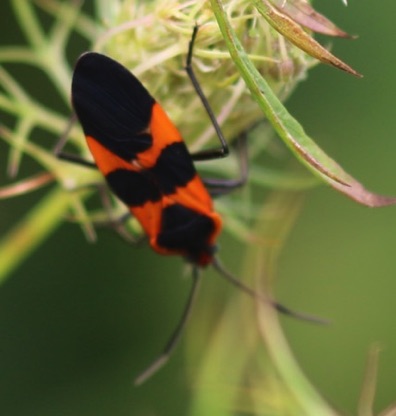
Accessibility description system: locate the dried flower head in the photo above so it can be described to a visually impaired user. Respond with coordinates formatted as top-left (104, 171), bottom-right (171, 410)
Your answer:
top-left (95, 0), bottom-right (315, 151)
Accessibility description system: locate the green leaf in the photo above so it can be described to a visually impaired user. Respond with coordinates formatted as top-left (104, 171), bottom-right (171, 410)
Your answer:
top-left (358, 345), bottom-right (380, 416)
top-left (271, 0), bottom-right (354, 38)
top-left (254, 0), bottom-right (361, 77)
top-left (211, 0), bottom-right (396, 207)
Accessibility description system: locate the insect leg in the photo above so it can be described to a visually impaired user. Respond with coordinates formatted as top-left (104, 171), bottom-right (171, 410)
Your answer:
top-left (53, 113), bottom-right (97, 169)
top-left (93, 184), bottom-right (145, 245)
top-left (186, 25), bottom-right (229, 161)
top-left (203, 134), bottom-right (249, 197)
top-left (54, 115), bottom-right (143, 242)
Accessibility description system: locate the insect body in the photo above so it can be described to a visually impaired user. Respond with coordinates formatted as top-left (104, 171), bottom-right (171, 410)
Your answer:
top-left (72, 52), bottom-right (222, 266)
top-left (64, 27), bottom-right (323, 384)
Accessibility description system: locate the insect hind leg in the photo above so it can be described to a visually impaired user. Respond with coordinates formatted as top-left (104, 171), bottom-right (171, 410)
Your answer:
top-left (53, 113), bottom-right (97, 169)
top-left (185, 26), bottom-right (248, 195)
top-left (203, 134), bottom-right (249, 197)
top-left (186, 25), bottom-right (229, 162)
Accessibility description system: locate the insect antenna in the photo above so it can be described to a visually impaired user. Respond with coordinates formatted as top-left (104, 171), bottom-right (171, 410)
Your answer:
top-left (134, 267), bottom-right (202, 385)
top-left (212, 257), bottom-right (329, 325)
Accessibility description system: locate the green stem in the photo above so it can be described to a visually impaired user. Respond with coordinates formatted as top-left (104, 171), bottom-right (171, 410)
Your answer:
top-left (250, 191), bottom-right (340, 416)
top-left (12, 0), bottom-right (46, 50)
top-left (0, 187), bottom-right (72, 285)
top-left (189, 191), bottom-right (339, 415)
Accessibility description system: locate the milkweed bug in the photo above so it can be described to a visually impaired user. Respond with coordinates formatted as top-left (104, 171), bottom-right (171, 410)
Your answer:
top-left (55, 26), bottom-right (325, 384)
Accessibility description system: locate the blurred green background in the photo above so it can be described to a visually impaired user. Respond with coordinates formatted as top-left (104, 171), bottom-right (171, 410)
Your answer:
top-left (1, 1), bottom-right (396, 415)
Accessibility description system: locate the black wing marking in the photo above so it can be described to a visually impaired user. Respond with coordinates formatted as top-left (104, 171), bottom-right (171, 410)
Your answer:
top-left (72, 52), bottom-right (154, 161)
top-left (157, 203), bottom-right (216, 261)
top-left (105, 142), bottom-right (197, 208)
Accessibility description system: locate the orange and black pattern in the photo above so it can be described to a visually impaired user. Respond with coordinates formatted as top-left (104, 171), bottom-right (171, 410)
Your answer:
top-left (72, 52), bottom-right (222, 266)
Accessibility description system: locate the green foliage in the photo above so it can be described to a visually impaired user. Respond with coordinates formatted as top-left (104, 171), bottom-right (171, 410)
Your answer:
top-left (1, 1), bottom-right (395, 415)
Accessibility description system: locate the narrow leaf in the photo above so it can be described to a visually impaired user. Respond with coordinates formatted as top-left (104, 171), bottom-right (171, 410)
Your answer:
top-left (253, 0), bottom-right (362, 77)
top-left (0, 172), bottom-right (54, 199)
top-left (357, 345), bottom-right (380, 416)
top-left (271, 0), bottom-right (354, 38)
top-left (211, 0), bottom-right (396, 207)
top-left (379, 404), bottom-right (396, 416)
